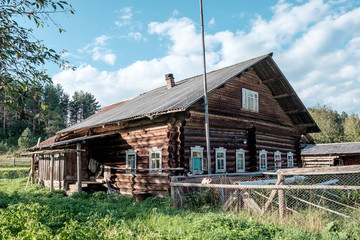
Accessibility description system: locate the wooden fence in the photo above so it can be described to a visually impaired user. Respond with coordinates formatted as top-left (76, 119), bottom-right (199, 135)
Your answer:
top-left (170, 166), bottom-right (360, 219)
top-left (0, 157), bottom-right (31, 167)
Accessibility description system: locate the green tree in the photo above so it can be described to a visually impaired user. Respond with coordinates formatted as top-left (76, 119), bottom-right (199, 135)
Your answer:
top-left (18, 127), bottom-right (35, 149)
top-left (308, 104), bottom-right (344, 143)
top-left (0, 0), bottom-right (74, 94)
top-left (69, 91), bottom-right (100, 124)
top-left (344, 114), bottom-right (360, 142)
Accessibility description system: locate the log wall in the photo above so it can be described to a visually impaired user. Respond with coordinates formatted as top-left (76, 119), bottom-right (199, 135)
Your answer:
top-left (256, 133), bottom-right (297, 170)
top-left (207, 70), bottom-right (295, 128)
top-left (88, 125), bottom-right (172, 196)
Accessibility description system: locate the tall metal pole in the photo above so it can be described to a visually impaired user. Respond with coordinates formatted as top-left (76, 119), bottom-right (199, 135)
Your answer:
top-left (199, 0), bottom-right (211, 174)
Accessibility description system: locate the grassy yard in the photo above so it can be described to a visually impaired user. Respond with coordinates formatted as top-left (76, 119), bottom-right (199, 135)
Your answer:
top-left (0, 167), bottom-right (358, 239)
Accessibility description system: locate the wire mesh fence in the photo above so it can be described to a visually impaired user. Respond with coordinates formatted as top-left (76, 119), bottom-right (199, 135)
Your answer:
top-left (170, 167), bottom-right (360, 219)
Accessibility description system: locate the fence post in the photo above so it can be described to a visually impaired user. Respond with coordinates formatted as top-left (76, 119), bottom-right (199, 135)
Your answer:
top-left (278, 174), bottom-right (285, 219)
top-left (171, 185), bottom-right (177, 208)
top-left (13, 157), bottom-right (15, 167)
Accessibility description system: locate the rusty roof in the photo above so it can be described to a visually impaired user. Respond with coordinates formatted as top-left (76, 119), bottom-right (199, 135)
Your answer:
top-left (58, 53), bottom-right (319, 134)
top-left (302, 142), bottom-right (360, 155)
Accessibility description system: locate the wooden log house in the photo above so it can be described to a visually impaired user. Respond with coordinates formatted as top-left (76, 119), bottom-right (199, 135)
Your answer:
top-left (28, 53), bottom-right (319, 197)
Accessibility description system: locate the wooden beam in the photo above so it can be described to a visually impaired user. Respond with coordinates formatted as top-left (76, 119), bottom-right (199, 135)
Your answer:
top-left (50, 154), bottom-right (54, 191)
top-left (273, 92), bottom-right (294, 99)
top-left (262, 76), bottom-right (284, 84)
top-left (58, 155), bottom-right (61, 190)
top-left (31, 154), bottom-right (35, 184)
top-left (278, 174), bottom-right (285, 219)
top-left (296, 123), bottom-right (317, 128)
top-left (285, 109), bottom-right (306, 115)
top-left (77, 143), bottom-right (82, 193)
top-left (170, 182), bottom-right (360, 190)
top-left (276, 165), bottom-right (360, 176)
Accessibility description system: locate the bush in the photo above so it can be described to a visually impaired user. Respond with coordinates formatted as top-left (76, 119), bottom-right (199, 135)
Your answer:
top-left (0, 141), bottom-right (10, 153)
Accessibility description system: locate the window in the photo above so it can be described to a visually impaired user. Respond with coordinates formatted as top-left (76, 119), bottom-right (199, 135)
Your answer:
top-left (149, 147), bottom-right (162, 174)
top-left (274, 151), bottom-right (281, 170)
top-left (242, 88), bottom-right (259, 112)
top-left (236, 149), bottom-right (246, 172)
top-left (287, 152), bottom-right (294, 168)
top-left (259, 149), bottom-right (267, 171)
top-left (190, 146), bottom-right (204, 174)
top-left (125, 149), bottom-right (137, 174)
top-left (215, 147), bottom-right (226, 173)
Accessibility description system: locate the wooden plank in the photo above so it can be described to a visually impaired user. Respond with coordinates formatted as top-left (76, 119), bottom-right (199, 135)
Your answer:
top-left (31, 154), bottom-right (35, 184)
top-left (276, 165), bottom-right (360, 175)
top-left (77, 143), bottom-right (82, 193)
top-left (50, 154), bottom-right (54, 191)
top-left (170, 182), bottom-right (360, 190)
top-left (278, 174), bottom-right (285, 219)
top-left (261, 175), bottom-right (283, 215)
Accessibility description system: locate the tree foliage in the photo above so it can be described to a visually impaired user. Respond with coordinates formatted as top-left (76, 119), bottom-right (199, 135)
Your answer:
top-left (344, 114), bottom-right (360, 142)
top-left (69, 90), bottom-right (101, 125)
top-left (309, 104), bottom-right (360, 143)
top-left (0, 0), bottom-right (74, 94)
top-left (0, 83), bottom-right (101, 150)
top-left (17, 127), bottom-right (34, 149)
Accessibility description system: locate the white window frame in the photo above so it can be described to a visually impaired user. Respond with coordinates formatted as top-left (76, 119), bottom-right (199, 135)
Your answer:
top-left (236, 148), bottom-right (246, 172)
top-left (215, 147), bottom-right (226, 173)
top-left (190, 146), bottom-right (204, 174)
top-left (125, 149), bottom-right (137, 174)
top-left (274, 150), bottom-right (281, 170)
top-left (149, 147), bottom-right (162, 174)
top-left (259, 149), bottom-right (267, 171)
top-left (287, 152), bottom-right (294, 168)
top-left (242, 88), bottom-right (259, 112)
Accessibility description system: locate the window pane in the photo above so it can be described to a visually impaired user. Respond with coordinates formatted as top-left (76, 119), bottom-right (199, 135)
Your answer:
top-left (193, 152), bottom-right (201, 158)
top-left (193, 158), bottom-right (202, 171)
top-left (217, 152), bottom-right (224, 158)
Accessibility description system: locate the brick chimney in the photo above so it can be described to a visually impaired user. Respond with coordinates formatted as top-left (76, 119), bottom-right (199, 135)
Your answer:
top-left (165, 73), bottom-right (175, 89)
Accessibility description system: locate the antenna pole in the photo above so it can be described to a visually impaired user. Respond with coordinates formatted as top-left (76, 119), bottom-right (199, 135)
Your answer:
top-left (199, 0), bottom-right (211, 174)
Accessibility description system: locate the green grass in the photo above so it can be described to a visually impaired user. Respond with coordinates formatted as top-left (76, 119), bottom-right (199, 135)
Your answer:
top-left (0, 168), bottom-right (358, 239)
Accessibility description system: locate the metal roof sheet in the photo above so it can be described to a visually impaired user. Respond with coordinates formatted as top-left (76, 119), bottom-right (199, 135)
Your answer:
top-left (59, 53), bottom-right (270, 133)
top-left (58, 53), bottom-right (319, 134)
top-left (302, 142), bottom-right (360, 155)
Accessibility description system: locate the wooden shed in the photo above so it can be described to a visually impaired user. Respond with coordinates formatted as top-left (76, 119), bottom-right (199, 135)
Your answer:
top-left (28, 53), bottom-right (319, 196)
top-left (302, 142), bottom-right (360, 167)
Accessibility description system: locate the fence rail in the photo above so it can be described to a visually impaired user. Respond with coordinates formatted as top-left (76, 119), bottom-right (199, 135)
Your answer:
top-left (0, 158), bottom-right (31, 166)
top-left (170, 167), bottom-right (360, 219)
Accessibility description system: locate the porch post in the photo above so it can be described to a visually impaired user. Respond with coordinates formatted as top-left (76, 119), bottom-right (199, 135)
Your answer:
top-left (77, 143), bottom-right (82, 193)
top-left (58, 155), bottom-right (61, 190)
top-left (50, 154), bottom-right (54, 191)
top-left (31, 154), bottom-right (35, 184)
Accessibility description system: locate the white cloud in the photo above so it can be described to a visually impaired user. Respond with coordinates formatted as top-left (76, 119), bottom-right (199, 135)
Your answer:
top-left (115, 7), bottom-right (133, 27)
top-left (79, 35), bottom-right (117, 65)
top-left (127, 32), bottom-right (144, 41)
top-left (55, 0), bottom-right (360, 115)
top-left (208, 18), bottom-right (215, 27)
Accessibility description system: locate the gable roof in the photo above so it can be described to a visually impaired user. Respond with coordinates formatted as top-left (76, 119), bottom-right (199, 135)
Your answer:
top-left (58, 53), bottom-right (319, 134)
top-left (302, 142), bottom-right (360, 156)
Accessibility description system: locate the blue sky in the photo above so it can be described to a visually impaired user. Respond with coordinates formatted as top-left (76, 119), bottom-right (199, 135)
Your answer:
top-left (37, 0), bottom-right (360, 115)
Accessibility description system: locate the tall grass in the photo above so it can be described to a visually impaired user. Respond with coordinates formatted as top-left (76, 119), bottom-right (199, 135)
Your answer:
top-left (0, 168), bottom-right (358, 239)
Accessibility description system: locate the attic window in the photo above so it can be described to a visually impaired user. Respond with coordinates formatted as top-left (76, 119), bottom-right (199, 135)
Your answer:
top-left (242, 88), bottom-right (259, 112)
